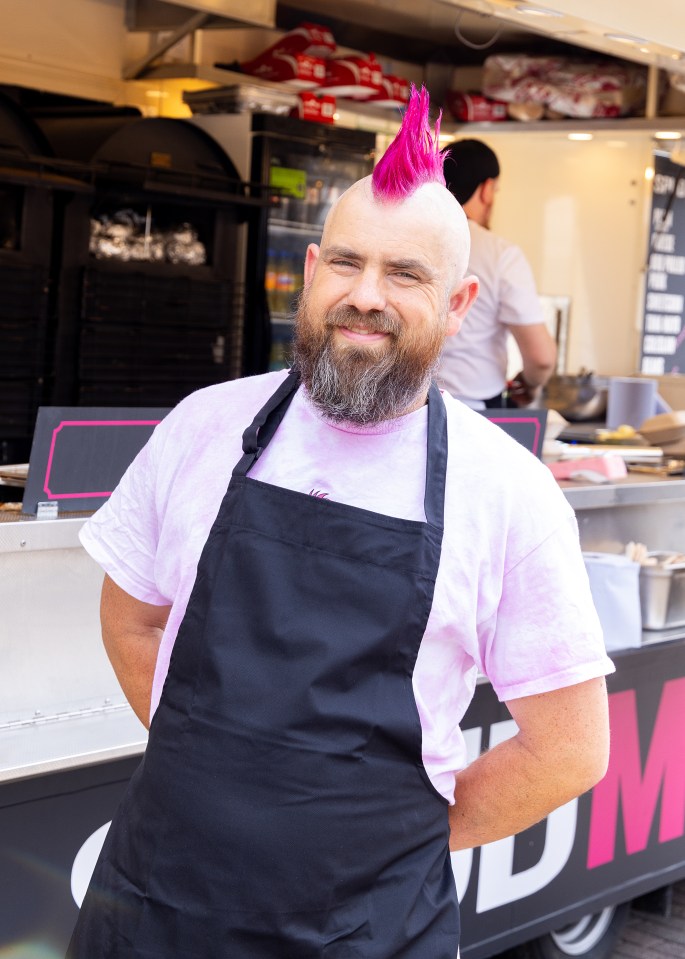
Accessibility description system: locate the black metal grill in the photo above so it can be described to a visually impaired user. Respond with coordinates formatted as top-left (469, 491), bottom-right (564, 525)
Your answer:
top-left (41, 113), bottom-right (266, 412)
top-left (77, 265), bottom-right (244, 406)
top-left (0, 262), bottom-right (50, 438)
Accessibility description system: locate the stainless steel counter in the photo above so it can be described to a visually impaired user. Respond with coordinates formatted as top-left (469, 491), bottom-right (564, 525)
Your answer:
top-left (557, 471), bottom-right (685, 555)
top-left (0, 514), bottom-right (147, 783)
top-left (4, 471), bottom-right (685, 785)
top-left (559, 472), bottom-right (685, 512)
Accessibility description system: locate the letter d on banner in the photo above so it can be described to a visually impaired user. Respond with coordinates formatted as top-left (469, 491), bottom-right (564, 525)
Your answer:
top-left (474, 719), bottom-right (577, 913)
top-left (71, 822), bottom-right (111, 907)
top-left (476, 802), bottom-right (578, 912)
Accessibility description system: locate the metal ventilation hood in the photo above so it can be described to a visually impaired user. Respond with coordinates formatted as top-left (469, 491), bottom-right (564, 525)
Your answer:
top-left (126, 0), bottom-right (685, 78)
top-left (275, 0), bottom-right (685, 73)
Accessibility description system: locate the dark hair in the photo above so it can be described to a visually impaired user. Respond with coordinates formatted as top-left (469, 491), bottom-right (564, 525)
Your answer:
top-left (372, 84), bottom-right (445, 202)
top-left (442, 139), bottom-right (500, 205)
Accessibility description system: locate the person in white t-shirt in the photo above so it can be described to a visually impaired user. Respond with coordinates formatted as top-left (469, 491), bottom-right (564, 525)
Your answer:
top-left (67, 89), bottom-right (612, 959)
top-left (438, 138), bottom-right (557, 409)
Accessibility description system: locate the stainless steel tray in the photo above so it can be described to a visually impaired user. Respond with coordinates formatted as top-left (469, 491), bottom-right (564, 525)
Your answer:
top-left (640, 551), bottom-right (685, 630)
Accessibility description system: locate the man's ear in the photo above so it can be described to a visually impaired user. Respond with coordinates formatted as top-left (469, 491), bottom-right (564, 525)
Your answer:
top-left (304, 244), bottom-right (320, 288)
top-left (445, 275), bottom-right (479, 337)
top-left (480, 178), bottom-right (496, 206)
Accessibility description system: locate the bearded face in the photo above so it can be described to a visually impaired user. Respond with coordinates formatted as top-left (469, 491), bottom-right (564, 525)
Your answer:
top-left (292, 293), bottom-right (449, 425)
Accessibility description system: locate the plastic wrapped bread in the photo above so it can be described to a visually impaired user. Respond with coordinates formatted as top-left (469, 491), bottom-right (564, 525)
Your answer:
top-left (483, 55), bottom-right (647, 119)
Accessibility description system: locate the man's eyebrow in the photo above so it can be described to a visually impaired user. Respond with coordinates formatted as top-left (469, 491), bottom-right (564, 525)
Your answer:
top-left (386, 257), bottom-right (436, 278)
top-left (322, 246), bottom-right (360, 262)
top-left (322, 247), bottom-right (436, 278)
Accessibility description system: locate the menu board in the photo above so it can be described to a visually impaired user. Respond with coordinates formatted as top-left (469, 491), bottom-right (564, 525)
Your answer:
top-left (479, 407), bottom-right (547, 459)
top-left (22, 407), bottom-right (169, 514)
top-left (639, 151), bottom-right (685, 375)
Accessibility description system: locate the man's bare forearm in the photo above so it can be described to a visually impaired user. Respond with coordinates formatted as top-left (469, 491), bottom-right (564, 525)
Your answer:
top-left (449, 677), bottom-right (610, 850)
top-left (100, 574), bottom-right (170, 728)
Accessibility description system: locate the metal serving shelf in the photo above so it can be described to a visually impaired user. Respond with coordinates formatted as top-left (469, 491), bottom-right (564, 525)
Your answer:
top-left (0, 515), bottom-right (147, 783)
top-left (561, 473), bottom-right (685, 511)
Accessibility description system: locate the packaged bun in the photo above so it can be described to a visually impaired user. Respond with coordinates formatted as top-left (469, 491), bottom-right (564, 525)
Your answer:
top-left (507, 101), bottom-right (544, 122)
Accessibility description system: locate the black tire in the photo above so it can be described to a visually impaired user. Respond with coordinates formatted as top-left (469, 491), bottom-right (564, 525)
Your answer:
top-left (513, 902), bottom-right (631, 959)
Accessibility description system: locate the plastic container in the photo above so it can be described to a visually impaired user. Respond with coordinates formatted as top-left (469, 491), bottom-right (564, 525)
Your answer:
top-left (606, 377), bottom-right (657, 430)
top-left (583, 551), bottom-right (642, 651)
top-left (639, 551), bottom-right (685, 630)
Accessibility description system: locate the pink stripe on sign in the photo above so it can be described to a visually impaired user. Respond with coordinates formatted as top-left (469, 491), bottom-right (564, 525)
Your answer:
top-left (488, 416), bottom-right (542, 455)
top-left (43, 420), bottom-right (161, 499)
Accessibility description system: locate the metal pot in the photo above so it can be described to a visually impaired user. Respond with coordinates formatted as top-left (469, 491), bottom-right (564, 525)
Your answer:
top-left (543, 370), bottom-right (609, 422)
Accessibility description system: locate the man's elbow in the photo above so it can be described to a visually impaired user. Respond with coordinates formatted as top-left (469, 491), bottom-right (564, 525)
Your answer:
top-left (566, 721), bottom-right (611, 798)
top-left (577, 742), bottom-right (610, 795)
top-left (525, 350), bottom-right (556, 385)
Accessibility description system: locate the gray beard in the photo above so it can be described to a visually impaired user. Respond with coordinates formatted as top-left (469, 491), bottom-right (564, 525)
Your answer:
top-left (292, 304), bottom-right (442, 426)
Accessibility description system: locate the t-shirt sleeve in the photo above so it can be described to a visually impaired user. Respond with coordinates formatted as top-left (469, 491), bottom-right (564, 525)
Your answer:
top-left (497, 242), bottom-right (546, 328)
top-left (79, 424), bottom-right (169, 606)
top-left (480, 513), bottom-right (615, 702)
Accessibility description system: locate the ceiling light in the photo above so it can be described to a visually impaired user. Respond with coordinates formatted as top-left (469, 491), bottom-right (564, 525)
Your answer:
top-left (654, 131), bottom-right (683, 140)
top-left (604, 33), bottom-right (647, 46)
top-left (567, 133), bottom-right (593, 141)
top-left (515, 4), bottom-right (564, 16)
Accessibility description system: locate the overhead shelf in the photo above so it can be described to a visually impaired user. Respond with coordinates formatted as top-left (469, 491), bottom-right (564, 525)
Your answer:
top-left (142, 63), bottom-right (411, 135)
top-left (140, 63), bottom-right (685, 140)
top-left (442, 116), bottom-right (685, 136)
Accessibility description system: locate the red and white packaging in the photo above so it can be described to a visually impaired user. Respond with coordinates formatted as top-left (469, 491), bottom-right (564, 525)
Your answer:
top-left (241, 22), bottom-right (336, 66)
top-left (284, 22), bottom-right (336, 58)
top-left (240, 21), bottom-right (337, 87)
top-left (243, 52), bottom-right (326, 89)
top-left (482, 54), bottom-right (647, 119)
top-left (366, 74), bottom-right (411, 108)
top-left (445, 91), bottom-right (508, 122)
top-left (291, 91), bottom-right (337, 124)
top-left (319, 53), bottom-right (384, 100)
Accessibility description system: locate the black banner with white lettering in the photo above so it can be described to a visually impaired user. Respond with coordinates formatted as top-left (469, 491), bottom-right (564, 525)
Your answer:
top-left (640, 151), bottom-right (685, 375)
top-left (457, 639), bottom-right (685, 957)
top-left (2, 641), bottom-right (685, 958)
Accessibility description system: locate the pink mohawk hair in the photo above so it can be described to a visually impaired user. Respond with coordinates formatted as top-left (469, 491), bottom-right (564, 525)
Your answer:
top-left (372, 84), bottom-right (445, 202)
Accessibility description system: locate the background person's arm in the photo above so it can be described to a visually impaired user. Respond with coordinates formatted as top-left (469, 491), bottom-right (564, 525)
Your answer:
top-left (100, 573), bottom-right (171, 729)
top-left (507, 322), bottom-right (558, 405)
top-left (448, 676), bottom-right (610, 850)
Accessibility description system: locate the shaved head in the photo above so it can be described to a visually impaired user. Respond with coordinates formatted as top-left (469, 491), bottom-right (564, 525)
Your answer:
top-left (321, 176), bottom-right (471, 293)
top-left (291, 83), bottom-right (479, 423)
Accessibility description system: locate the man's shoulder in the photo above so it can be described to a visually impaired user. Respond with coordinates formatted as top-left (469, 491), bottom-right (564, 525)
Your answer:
top-left (469, 220), bottom-right (519, 259)
top-left (442, 391), bottom-right (564, 495)
top-left (149, 370), bottom-right (291, 458)
top-left (168, 370), bottom-right (290, 422)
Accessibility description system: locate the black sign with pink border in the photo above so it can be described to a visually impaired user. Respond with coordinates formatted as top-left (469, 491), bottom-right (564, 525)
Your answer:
top-left (22, 407), bottom-right (170, 513)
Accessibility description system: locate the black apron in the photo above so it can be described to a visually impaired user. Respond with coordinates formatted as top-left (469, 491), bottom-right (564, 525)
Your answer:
top-left (68, 371), bottom-right (459, 959)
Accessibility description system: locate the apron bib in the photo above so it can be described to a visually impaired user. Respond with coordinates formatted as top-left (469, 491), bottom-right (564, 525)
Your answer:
top-left (69, 372), bottom-right (459, 959)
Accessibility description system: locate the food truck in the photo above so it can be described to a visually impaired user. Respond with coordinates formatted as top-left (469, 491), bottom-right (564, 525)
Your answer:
top-left (3, 468), bottom-right (685, 959)
top-left (2, 1), bottom-right (685, 956)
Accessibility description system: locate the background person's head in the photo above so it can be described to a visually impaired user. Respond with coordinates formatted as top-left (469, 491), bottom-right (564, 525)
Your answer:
top-left (293, 86), bottom-right (478, 425)
top-left (442, 139), bottom-right (500, 229)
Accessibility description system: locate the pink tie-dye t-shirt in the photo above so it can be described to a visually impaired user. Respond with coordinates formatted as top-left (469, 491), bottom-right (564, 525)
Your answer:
top-left (80, 370), bottom-right (614, 802)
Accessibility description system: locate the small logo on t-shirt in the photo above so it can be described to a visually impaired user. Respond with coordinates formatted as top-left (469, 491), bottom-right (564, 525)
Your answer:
top-left (309, 489), bottom-right (329, 498)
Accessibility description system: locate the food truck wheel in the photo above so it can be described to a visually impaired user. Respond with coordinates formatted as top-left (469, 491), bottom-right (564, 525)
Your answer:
top-left (516, 902), bottom-right (630, 959)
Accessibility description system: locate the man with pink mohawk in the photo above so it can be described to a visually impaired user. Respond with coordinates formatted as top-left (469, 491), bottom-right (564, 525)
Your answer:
top-left (69, 85), bottom-right (612, 959)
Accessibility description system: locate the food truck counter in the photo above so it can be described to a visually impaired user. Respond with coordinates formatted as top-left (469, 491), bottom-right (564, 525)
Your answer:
top-left (2, 472), bottom-right (685, 957)
top-left (0, 514), bottom-right (147, 786)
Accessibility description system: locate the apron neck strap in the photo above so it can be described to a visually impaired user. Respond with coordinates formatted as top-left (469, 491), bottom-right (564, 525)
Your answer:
top-left (234, 373), bottom-right (448, 532)
top-left (233, 369), bottom-right (301, 477)
top-left (423, 381), bottom-right (447, 531)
